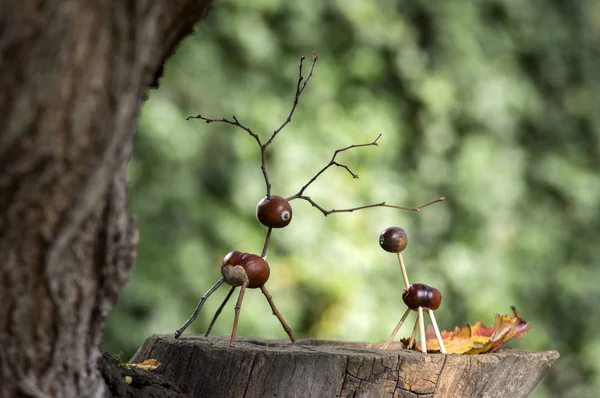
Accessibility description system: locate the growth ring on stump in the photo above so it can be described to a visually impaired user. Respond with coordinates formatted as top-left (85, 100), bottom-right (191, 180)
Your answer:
top-left (131, 335), bottom-right (558, 398)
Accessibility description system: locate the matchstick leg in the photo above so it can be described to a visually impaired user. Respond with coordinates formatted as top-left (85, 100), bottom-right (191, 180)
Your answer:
top-left (428, 309), bottom-right (446, 354)
top-left (418, 307), bottom-right (427, 354)
top-left (382, 308), bottom-right (411, 349)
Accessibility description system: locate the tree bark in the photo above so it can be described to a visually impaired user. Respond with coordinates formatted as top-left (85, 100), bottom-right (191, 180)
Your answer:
top-left (0, 1), bottom-right (212, 396)
top-left (132, 335), bottom-right (559, 398)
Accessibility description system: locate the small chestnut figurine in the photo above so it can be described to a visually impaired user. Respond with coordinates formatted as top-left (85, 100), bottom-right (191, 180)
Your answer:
top-left (383, 283), bottom-right (446, 354)
top-left (174, 251), bottom-right (296, 347)
top-left (379, 227), bottom-right (446, 354)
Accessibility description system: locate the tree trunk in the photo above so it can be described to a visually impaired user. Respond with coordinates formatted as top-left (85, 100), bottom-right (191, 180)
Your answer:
top-left (0, 1), bottom-right (212, 396)
top-left (132, 335), bottom-right (559, 398)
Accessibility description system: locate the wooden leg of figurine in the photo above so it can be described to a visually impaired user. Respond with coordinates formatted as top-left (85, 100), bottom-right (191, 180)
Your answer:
top-left (229, 281), bottom-right (248, 347)
top-left (261, 285), bottom-right (296, 344)
top-left (175, 277), bottom-right (226, 338)
top-left (428, 309), bottom-right (446, 354)
top-left (382, 308), bottom-right (411, 349)
top-left (418, 306), bottom-right (427, 354)
top-left (205, 286), bottom-right (236, 337)
top-left (408, 317), bottom-right (419, 349)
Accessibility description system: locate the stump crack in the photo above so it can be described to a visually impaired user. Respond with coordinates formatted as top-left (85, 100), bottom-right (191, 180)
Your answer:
top-left (337, 357), bottom-right (351, 397)
top-left (397, 385), bottom-right (433, 397)
top-left (354, 357), bottom-right (375, 393)
top-left (242, 354), bottom-right (258, 398)
top-left (380, 357), bottom-right (394, 374)
top-left (457, 356), bottom-right (473, 391)
top-left (432, 355), bottom-right (447, 395)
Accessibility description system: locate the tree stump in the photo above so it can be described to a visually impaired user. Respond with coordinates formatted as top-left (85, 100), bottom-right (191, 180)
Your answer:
top-left (131, 335), bottom-right (559, 397)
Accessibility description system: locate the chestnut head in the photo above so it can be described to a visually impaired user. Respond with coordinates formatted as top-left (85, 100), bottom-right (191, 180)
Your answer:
top-left (402, 283), bottom-right (442, 311)
top-left (221, 251), bottom-right (270, 288)
top-left (256, 195), bottom-right (293, 228)
top-left (379, 226), bottom-right (408, 253)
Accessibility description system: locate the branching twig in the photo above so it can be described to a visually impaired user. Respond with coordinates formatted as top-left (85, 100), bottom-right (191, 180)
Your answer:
top-left (185, 115), bottom-right (262, 147)
top-left (287, 134), bottom-right (382, 201)
top-left (293, 196), bottom-right (446, 217)
top-left (264, 52), bottom-right (318, 148)
top-left (285, 132), bottom-right (445, 216)
top-left (187, 53), bottom-right (319, 198)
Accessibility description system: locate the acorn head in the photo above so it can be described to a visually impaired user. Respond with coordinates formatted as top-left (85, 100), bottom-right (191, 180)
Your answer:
top-left (256, 195), bottom-right (293, 228)
top-left (379, 226), bottom-right (408, 253)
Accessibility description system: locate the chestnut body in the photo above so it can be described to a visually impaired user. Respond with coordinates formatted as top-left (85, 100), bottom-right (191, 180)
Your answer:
top-left (221, 251), bottom-right (270, 288)
top-left (256, 195), bottom-right (293, 228)
top-left (402, 283), bottom-right (442, 310)
top-left (379, 227), bottom-right (408, 253)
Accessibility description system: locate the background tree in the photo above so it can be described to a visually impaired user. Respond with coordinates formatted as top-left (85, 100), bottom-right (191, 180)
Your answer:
top-left (104, 1), bottom-right (600, 397)
top-left (0, 1), bottom-right (211, 396)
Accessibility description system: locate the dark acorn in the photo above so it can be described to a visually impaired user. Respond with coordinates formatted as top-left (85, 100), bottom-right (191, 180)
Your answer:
top-left (256, 195), bottom-right (293, 228)
top-left (402, 283), bottom-right (442, 310)
top-left (222, 251), bottom-right (270, 288)
top-left (379, 227), bottom-right (408, 253)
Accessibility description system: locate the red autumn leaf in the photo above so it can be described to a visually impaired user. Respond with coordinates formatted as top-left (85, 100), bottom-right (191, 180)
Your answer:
top-left (407, 306), bottom-right (531, 354)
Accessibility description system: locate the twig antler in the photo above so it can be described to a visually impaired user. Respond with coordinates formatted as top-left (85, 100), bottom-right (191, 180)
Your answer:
top-left (187, 52), bottom-right (319, 198)
top-left (287, 134), bottom-right (382, 198)
top-left (298, 196), bottom-right (446, 217)
top-left (264, 52), bottom-right (318, 147)
top-left (286, 134), bottom-right (445, 216)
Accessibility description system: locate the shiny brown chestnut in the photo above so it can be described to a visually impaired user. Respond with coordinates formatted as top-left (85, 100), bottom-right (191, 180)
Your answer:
top-left (221, 251), bottom-right (270, 288)
top-left (256, 195), bottom-right (293, 228)
top-left (402, 283), bottom-right (442, 310)
top-left (379, 226), bottom-right (408, 253)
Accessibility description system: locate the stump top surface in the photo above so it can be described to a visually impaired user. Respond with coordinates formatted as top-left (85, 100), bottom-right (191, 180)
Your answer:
top-left (161, 334), bottom-right (558, 360)
top-left (132, 334), bottom-right (559, 398)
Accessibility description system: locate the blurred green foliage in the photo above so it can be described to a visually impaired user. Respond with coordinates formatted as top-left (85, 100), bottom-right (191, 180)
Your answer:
top-left (104, 0), bottom-right (600, 396)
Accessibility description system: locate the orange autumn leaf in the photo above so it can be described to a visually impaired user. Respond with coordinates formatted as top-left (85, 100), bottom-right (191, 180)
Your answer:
top-left (130, 358), bottom-right (161, 371)
top-left (408, 306), bottom-right (531, 354)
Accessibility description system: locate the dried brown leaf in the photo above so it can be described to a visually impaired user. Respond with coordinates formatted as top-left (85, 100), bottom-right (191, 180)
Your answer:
top-left (412, 307), bottom-right (531, 354)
